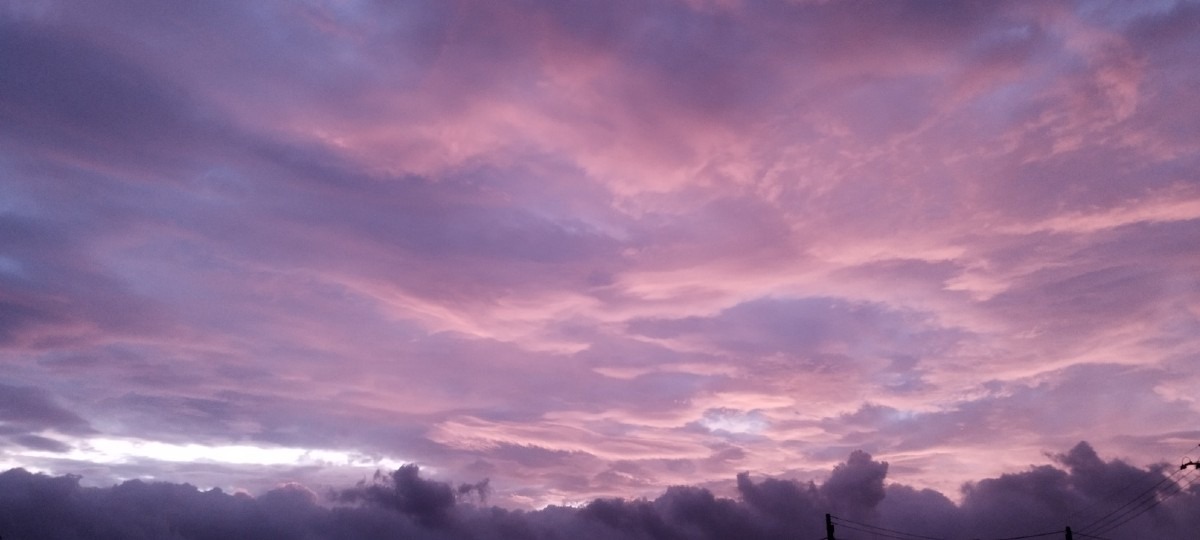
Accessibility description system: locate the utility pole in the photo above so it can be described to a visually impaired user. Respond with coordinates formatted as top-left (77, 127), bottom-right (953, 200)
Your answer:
top-left (825, 513), bottom-right (836, 540)
top-left (1182, 460), bottom-right (1199, 470)
top-left (1065, 526), bottom-right (1073, 540)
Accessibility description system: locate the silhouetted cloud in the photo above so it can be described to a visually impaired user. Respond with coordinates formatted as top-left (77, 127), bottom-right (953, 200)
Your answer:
top-left (1, 443), bottom-right (1197, 539)
top-left (338, 464), bottom-right (458, 527)
top-left (821, 450), bottom-right (888, 519)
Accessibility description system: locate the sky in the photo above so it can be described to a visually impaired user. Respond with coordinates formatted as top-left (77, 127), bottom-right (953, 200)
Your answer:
top-left (1, 0), bottom-right (1199, 520)
top-left (1, 443), bottom-right (1198, 539)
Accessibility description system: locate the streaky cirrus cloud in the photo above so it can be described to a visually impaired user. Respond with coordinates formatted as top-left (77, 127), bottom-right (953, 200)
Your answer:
top-left (1, 0), bottom-right (1199, 510)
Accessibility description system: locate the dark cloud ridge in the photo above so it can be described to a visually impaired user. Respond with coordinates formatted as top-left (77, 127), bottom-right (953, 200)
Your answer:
top-left (1, 442), bottom-right (1197, 540)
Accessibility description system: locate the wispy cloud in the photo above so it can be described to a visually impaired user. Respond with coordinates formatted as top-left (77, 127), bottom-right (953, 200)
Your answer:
top-left (1, 0), bottom-right (1198, 507)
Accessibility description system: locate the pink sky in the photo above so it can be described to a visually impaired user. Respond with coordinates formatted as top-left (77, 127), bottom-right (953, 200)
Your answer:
top-left (1, 0), bottom-right (1198, 508)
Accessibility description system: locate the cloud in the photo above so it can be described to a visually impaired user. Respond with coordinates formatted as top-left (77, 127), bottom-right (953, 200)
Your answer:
top-left (821, 450), bottom-right (888, 519)
top-left (0, 384), bottom-right (92, 454)
top-left (338, 464), bottom-right (457, 527)
top-left (1, 0), bottom-right (1198, 514)
top-left (4, 442), bottom-right (1197, 539)
top-left (0, 17), bottom-right (216, 168)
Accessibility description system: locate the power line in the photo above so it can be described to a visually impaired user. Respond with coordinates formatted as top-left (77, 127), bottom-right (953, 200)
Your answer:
top-left (1063, 455), bottom-right (1184, 525)
top-left (1074, 532), bottom-right (1116, 540)
top-left (1085, 470), bottom-right (1199, 538)
top-left (984, 530), bottom-right (1060, 537)
top-left (830, 513), bottom-right (1065, 540)
top-left (828, 514), bottom-right (1063, 540)
top-left (1087, 474), bottom-right (1195, 538)
top-left (986, 530), bottom-right (1062, 540)
top-left (830, 515), bottom-right (946, 540)
top-left (1079, 468), bottom-right (1192, 536)
top-left (1074, 441), bottom-right (1200, 537)
top-left (825, 443), bottom-right (1200, 540)
top-left (834, 521), bottom-right (939, 540)
top-left (1075, 467), bottom-right (1189, 534)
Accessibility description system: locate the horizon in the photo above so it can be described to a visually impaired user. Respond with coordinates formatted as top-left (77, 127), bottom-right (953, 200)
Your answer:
top-left (1, 0), bottom-right (1199, 534)
top-left (2, 440), bottom-right (1198, 539)
top-left (5, 438), bottom-right (1199, 510)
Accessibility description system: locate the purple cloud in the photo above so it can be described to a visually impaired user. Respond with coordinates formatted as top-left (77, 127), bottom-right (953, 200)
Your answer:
top-left (2, 442), bottom-right (1198, 539)
top-left (1, 0), bottom-right (1198, 513)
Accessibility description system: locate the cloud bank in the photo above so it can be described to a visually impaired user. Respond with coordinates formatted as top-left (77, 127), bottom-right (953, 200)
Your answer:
top-left (1, 443), bottom-right (1197, 540)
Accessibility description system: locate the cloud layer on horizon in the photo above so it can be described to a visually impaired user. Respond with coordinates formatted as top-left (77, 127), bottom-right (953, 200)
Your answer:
top-left (1, 0), bottom-right (1199, 507)
top-left (1, 442), bottom-right (1198, 540)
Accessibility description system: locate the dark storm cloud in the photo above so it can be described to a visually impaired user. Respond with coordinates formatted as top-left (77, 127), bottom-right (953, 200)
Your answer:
top-left (821, 450), bottom-right (888, 519)
top-left (4, 443), bottom-right (1196, 539)
top-left (338, 464), bottom-right (457, 527)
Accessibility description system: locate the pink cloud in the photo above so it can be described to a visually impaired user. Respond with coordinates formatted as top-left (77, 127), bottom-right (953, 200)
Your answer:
top-left (1, 0), bottom-right (1198, 509)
